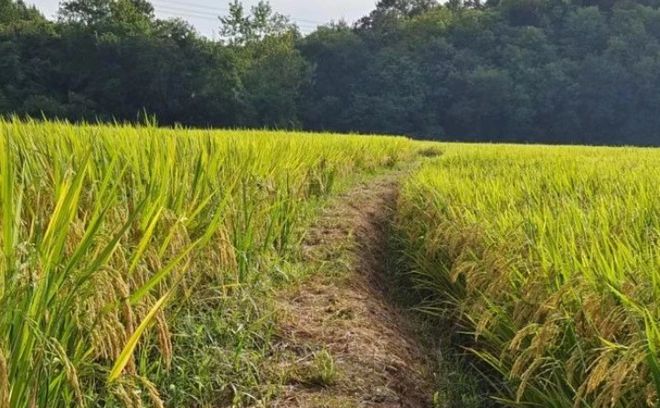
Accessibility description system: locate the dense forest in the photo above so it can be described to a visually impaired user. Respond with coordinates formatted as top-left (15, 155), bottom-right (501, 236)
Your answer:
top-left (2, 0), bottom-right (660, 145)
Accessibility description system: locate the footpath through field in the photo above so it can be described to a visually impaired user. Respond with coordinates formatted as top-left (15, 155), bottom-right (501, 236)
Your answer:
top-left (270, 171), bottom-right (435, 407)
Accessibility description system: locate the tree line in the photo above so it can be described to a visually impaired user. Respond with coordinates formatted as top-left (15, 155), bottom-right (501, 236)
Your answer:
top-left (3, 0), bottom-right (660, 145)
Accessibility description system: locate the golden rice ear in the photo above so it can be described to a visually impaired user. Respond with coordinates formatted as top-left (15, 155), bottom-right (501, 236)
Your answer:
top-left (646, 382), bottom-right (658, 407)
top-left (137, 375), bottom-right (165, 408)
top-left (155, 311), bottom-right (172, 370)
top-left (108, 292), bottom-right (171, 383)
top-left (217, 226), bottom-right (238, 272)
top-left (0, 348), bottom-right (9, 408)
top-left (49, 339), bottom-right (85, 408)
top-left (110, 381), bottom-right (136, 407)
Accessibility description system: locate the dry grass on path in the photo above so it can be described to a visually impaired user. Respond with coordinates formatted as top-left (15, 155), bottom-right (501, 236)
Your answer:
top-left (270, 173), bottom-right (435, 408)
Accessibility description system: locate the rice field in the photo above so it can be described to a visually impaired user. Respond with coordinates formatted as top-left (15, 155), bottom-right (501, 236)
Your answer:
top-left (397, 144), bottom-right (660, 407)
top-left (0, 119), bottom-right (414, 407)
top-left (3, 120), bottom-right (660, 407)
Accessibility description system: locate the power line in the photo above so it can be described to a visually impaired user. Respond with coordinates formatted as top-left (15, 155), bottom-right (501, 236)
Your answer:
top-left (153, 0), bottom-right (229, 14)
top-left (157, 9), bottom-right (219, 21)
top-left (156, 4), bottom-right (224, 18)
top-left (151, 0), bottom-right (325, 26)
top-left (153, 5), bottom-right (319, 32)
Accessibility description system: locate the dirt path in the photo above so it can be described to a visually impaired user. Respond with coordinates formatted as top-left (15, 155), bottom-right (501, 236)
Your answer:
top-left (271, 172), bottom-right (435, 408)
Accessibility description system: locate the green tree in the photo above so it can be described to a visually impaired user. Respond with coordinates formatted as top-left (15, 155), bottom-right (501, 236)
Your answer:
top-left (219, 0), bottom-right (294, 45)
top-left (0, 0), bottom-right (43, 26)
top-left (220, 1), bottom-right (310, 127)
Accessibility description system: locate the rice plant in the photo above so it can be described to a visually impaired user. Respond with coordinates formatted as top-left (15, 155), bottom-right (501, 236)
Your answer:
top-left (0, 118), bottom-right (414, 406)
top-left (397, 144), bottom-right (660, 407)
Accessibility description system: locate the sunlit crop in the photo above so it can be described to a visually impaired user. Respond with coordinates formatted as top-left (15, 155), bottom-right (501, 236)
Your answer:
top-left (398, 144), bottom-right (660, 407)
top-left (0, 119), bottom-right (413, 406)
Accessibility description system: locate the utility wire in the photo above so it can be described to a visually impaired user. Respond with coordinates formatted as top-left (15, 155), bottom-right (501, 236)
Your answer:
top-left (154, 6), bottom-right (319, 32)
top-left (157, 9), bottom-right (220, 21)
top-left (151, 0), bottom-right (325, 27)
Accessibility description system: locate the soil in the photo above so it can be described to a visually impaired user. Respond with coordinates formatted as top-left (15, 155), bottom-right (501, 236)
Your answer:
top-left (271, 172), bottom-right (435, 408)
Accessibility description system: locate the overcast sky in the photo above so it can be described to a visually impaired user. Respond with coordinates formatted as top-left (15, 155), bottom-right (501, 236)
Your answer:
top-left (25, 0), bottom-right (377, 38)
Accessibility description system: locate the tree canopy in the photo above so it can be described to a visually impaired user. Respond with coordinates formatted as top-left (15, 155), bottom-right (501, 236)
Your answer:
top-left (2, 0), bottom-right (660, 145)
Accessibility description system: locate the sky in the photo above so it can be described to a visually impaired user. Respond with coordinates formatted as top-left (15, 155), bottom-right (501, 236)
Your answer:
top-left (25, 0), bottom-right (377, 38)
